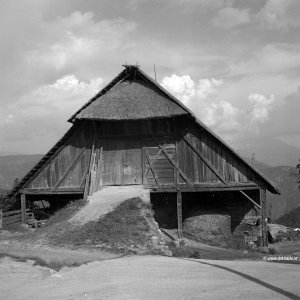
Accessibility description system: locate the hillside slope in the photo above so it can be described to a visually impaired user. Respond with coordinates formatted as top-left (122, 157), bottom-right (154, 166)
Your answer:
top-left (232, 137), bottom-right (300, 167)
top-left (276, 207), bottom-right (300, 228)
top-left (0, 154), bottom-right (43, 189)
top-left (251, 161), bottom-right (300, 220)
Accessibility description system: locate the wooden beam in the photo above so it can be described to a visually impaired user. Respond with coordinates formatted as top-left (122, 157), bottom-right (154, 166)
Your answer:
top-left (177, 191), bottom-right (183, 239)
top-left (53, 146), bottom-right (88, 190)
top-left (144, 148), bottom-right (160, 185)
top-left (158, 145), bottom-right (192, 185)
top-left (183, 136), bottom-right (261, 210)
top-left (22, 188), bottom-right (83, 195)
top-left (150, 184), bottom-right (260, 193)
top-left (27, 121), bottom-right (86, 187)
top-left (260, 189), bottom-right (268, 247)
top-left (144, 147), bottom-right (164, 176)
top-left (183, 136), bottom-right (225, 183)
top-left (240, 190), bottom-right (261, 210)
top-left (21, 194), bottom-right (26, 224)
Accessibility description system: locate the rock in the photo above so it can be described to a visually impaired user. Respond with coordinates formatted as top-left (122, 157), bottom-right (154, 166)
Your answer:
top-left (243, 250), bottom-right (248, 255)
top-left (151, 236), bottom-right (159, 246)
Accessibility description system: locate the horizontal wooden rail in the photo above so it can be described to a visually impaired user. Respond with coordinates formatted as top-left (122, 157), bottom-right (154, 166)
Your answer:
top-left (1, 209), bottom-right (32, 227)
top-left (2, 209), bottom-right (30, 217)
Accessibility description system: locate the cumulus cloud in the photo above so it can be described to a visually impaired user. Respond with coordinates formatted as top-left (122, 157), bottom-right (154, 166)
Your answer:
top-left (196, 78), bottom-right (223, 100)
top-left (0, 75), bottom-right (103, 152)
top-left (249, 93), bottom-right (274, 123)
top-left (161, 74), bottom-right (241, 135)
top-left (0, 7), bottom-right (137, 104)
top-left (161, 74), bottom-right (195, 104)
top-left (161, 74), bottom-right (279, 141)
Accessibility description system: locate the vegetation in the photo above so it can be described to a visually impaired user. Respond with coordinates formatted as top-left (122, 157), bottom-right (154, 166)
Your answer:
top-left (295, 160), bottom-right (300, 191)
top-left (47, 198), bottom-right (157, 252)
top-left (276, 207), bottom-right (300, 228)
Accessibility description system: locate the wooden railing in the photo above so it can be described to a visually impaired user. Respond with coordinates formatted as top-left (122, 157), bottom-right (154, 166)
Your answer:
top-left (0, 209), bottom-right (30, 228)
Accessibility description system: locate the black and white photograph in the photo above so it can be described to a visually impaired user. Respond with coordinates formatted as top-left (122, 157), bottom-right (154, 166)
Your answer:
top-left (0, 0), bottom-right (299, 299)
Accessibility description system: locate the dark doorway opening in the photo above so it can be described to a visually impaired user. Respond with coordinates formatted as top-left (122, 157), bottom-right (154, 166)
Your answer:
top-left (26, 193), bottom-right (83, 220)
top-left (150, 193), bottom-right (177, 229)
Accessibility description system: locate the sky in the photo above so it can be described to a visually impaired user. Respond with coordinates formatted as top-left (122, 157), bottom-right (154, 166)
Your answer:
top-left (0, 0), bottom-right (300, 163)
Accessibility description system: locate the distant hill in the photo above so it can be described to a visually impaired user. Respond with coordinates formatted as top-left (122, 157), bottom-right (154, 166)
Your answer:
top-left (0, 187), bottom-right (8, 196)
top-left (250, 160), bottom-right (300, 221)
top-left (232, 136), bottom-right (300, 167)
top-left (276, 207), bottom-right (300, 228)
top-left (0, 154), bottom-right (43, 189)
top-left (0, 151), bottom-right (24, 156)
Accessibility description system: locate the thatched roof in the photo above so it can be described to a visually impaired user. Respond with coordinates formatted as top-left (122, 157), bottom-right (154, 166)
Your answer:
top-left (70, 66), bottom-right (189, 122)
top-left (76, 79), bottom-right (188, 121)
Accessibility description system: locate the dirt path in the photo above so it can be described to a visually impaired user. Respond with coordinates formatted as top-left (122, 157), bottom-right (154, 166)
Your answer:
top-left (0, 255), bottom-right (299, 300)
top-left (71, 186), bottom-right (149, 225)
top-left (0, 240), bottom-right (119, 267)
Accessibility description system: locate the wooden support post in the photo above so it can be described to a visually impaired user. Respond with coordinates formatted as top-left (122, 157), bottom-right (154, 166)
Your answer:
top-left (0, 209), bottom-right (2, 229)
top-left (260, 189), bottom-right (268, 247)
top-left (177, 190), bottom-right (183, 239)
top-left (21, 194), bottom-right (26, 225)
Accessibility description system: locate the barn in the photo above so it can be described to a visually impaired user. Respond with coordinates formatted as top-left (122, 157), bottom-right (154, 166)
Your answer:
top-left (6, 65), bottom-right (279, 247)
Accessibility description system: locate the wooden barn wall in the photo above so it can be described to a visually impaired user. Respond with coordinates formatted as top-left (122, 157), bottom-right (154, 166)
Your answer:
top-left (176, 118), bottom-right (257, 185)
top-left (26, 119), bottom-right (175, 190)
top-left (28, 122), bottom-right (93, 189)
top-left (26, 116), bottom-right (261, 190)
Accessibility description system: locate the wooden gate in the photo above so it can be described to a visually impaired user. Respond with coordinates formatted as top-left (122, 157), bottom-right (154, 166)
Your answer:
top-left (143, 140), bottom-right (191, 186)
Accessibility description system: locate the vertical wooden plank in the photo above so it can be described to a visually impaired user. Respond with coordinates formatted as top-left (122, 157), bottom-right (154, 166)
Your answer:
top-left (177, 191), bottom-right (183, 239)
top-left (260, 188), bottom-right (268, 247)
top-left (21, 194), bottom-right (26, 224)
top-left (0, 209), bottom-right (2, 229)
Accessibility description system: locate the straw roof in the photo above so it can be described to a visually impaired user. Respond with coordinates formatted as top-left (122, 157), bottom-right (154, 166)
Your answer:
top-left (76, 79), bottom-right (188, 121)
top-left (72, 66), bottom-right (188, 121)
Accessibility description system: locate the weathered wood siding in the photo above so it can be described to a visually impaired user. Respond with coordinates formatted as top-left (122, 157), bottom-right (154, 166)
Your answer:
top-left (26, 117), bottom-right (261, 191)
top-left (97, 140), bottom-right (142, 185)
top-left (175, 119), bottom-right (256, 185)
top-left (144, 140), bottom-right (176, 185)
top-left (28, 122), bottom-right (93, 190)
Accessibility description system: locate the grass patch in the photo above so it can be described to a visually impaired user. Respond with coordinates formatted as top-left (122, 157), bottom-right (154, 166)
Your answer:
top-left (43, 199), bottom-right (86, 228)
top-left (0, 253), bottom-right (83, 271)
top-left (47, 198), bottom-right (159, 254)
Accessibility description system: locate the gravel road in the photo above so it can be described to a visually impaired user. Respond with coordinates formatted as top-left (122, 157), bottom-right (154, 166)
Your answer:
top-left (0, 255), bottom-right (299, 300)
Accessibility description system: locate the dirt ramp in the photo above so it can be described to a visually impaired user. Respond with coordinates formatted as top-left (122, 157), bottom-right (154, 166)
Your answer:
top-left (44, 186), bottom-right (171, 255)
top-left (71, 186), bottom-right (150, 225)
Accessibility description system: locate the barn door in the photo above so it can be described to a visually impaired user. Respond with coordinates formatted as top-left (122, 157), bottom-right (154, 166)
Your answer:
top-left (99, 140), bottom-right (142, 185)
top-left (143, 140), bottom-right (176, 186)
